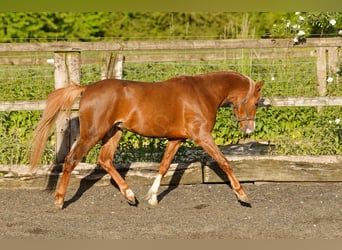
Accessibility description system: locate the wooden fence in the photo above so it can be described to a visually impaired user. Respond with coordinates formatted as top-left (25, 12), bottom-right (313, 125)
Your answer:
top-left (0, 38), bottom-right (342, 185)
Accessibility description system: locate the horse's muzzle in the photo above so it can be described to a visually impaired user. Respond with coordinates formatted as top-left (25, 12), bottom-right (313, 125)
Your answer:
top-left (243, 127), bottom-right (254, 134)
top-left (240, 121), bottom-right (255, 134)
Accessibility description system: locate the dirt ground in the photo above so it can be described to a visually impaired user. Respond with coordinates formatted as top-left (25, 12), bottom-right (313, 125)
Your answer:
top-left (0, 181), bottom-right (341, 239)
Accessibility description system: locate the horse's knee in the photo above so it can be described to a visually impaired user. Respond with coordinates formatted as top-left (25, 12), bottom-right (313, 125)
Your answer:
top-left (220, 161), bottom-right (233, 172)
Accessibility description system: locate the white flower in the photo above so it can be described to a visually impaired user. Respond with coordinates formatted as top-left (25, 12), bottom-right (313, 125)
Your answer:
top-left (327, 77), bottom-right (334, 83)
top-left (299, 16), bottom-right (305, 21)
top-left (292, 24), bottom-right (299, 29)
top-left (46, 58), bottom-right (54, 64)
top-left (297, 30), bottom-right (305, 36)
top-left (336, 119), bottom-right (340, 125)
top-left (329, 120), bottom-right (333, 124)
top-left (329, 19), bottom-right (336, 26)
top-left (295, 12), bottom-right (301, 15)
top-left (271, 76), bottom-right (275, 81)
top-left (286, 22), bottom-right (291, 28)
top-left (338, 30), bottom-right (342, 35)
top-left (293, 37), bottom-right (299, 43)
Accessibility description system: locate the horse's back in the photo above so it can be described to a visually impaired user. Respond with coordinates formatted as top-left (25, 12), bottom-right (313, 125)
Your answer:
top-left (82, 76), bottom-right (198, 103)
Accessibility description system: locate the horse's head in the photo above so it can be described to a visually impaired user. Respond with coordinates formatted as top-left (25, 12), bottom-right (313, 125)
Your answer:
top-left (231, 79), bottom-right (264, 134)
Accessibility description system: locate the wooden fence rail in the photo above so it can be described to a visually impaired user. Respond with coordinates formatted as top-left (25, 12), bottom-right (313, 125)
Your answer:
top-left (2, 96), bottom-right (342, 112)
top-left (0, 38), bottom-right (341, 52)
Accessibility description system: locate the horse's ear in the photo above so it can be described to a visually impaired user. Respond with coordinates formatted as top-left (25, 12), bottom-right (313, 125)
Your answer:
top-left (255, 81), bottom-right (264, 92)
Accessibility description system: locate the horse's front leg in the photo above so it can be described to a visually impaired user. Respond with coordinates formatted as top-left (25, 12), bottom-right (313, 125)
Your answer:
top-left (194, 134), bottom-right (249, 204)
top-left (146, 139), bottom-right (182, 206)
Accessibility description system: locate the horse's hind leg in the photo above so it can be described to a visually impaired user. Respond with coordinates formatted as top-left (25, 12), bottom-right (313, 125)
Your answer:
top-left (55, 138), bottom-right (97, 208)
top-left (146, 139), bottom-right (182, 206)
top-left (98, 128), bottom-right (137, 205)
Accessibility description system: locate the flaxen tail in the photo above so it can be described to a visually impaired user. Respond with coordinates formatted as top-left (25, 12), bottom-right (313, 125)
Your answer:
top-left (29, 82), bottom-right (87, 170)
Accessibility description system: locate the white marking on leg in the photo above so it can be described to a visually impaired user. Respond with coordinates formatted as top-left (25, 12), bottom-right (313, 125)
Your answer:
top-left (147, 174), bottom-right (162, 206)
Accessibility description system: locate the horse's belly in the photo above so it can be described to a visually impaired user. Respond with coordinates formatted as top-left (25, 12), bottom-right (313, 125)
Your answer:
top-left (118, 114), bottom-right (187, 139)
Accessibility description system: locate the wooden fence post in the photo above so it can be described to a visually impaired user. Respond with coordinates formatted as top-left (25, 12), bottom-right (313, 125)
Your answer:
top-left (316, 47), bottom-right (327, 96)
top-left (101, 53), bottom-right (124, 80)
top-left (54, 51), bottom-right (81, 164)
top-left (327, 47), bottom-right (339, 77)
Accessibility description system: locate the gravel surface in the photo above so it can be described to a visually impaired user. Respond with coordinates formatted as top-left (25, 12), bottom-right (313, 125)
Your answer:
top-left (0, 182), bottom-right (341, 239)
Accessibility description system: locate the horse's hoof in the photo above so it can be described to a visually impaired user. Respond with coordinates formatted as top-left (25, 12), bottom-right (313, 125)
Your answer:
top-left (127, 197), bottom-right (139, 206)
top-left (235, 192), bottom-right (251, 207)
top-left (54, 201), bottom-right (64, 209)
top-left (237, 192), bottom-right (249, 203)
top-left (145, 190), bottom-right (159, 206)
top-left (234, 189), bottom-right (249, 204)
top-left (148, 199), bottom-right (159, 206)
top-left (54, 194), bottom-right (64, 209)
top-left (124, 189), bottom-right (138, 206)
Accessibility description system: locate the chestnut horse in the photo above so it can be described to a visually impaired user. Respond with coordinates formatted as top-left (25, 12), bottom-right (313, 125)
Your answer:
top-left (30, 71), bottom-right (264, 208)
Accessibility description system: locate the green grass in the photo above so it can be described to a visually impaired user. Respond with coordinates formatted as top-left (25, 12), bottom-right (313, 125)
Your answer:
top-left (0, 65), bottom-right (54, 101)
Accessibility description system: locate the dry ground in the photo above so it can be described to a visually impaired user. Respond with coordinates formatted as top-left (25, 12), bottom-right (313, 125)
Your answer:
top-left (0, 182), bottom-right (341, 239)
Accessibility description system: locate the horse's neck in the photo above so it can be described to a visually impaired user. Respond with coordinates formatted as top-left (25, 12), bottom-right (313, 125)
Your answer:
top-left (206, 73), bottom-right (251, 106)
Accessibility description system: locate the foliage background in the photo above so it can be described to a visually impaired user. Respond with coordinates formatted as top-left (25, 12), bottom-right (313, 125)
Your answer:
top-left (0, 12), bottom-right (341, 42)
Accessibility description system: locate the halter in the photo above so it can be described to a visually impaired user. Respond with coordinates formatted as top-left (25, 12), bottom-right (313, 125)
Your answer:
top-left (231, 78), bottom-right (255, 122)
